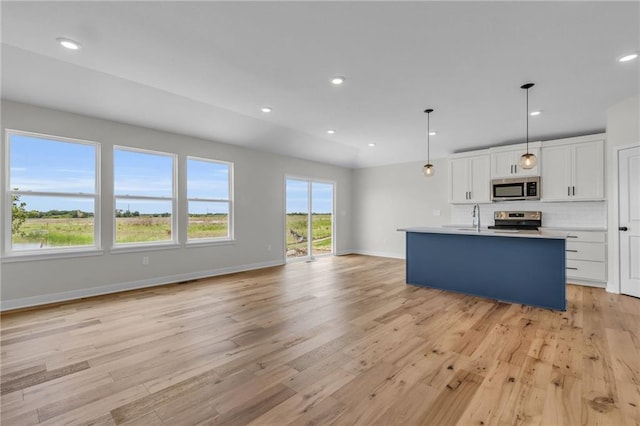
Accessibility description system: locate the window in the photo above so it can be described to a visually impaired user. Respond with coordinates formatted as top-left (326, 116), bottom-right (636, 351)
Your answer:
top-left (6, 130), bottom-right (99, 253)
top-left (285, 178), bottom-right (334, 260)
top-left (187, 157), bottom-right (233, 241)
top-left (113, 147), bottom-right (176, 245)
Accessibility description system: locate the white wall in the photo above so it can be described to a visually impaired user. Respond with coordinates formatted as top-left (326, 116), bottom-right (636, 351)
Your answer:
top-left (0, 100), bottom-right (354, 309)
top-left (352, 158), bottom-right (451, 258)
top-left (606, 96), bottom-right (639, 293)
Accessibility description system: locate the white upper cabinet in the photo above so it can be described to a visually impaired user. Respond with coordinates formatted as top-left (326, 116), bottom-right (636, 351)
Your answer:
top-left (449, 150), bottom-right (490, 204)
top-left (541, 135), bottom-right (605, 201)
top-left (490, 142), bottom-right (542, 179)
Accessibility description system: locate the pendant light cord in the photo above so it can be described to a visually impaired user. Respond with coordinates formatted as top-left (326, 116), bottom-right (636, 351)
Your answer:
top-left (427, 112), bottom-right (430, 163)
top-left (525, 86), bottom-right (529, 154)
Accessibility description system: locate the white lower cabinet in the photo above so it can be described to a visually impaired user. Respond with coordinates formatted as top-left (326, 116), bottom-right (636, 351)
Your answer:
top-left (561, 230), bottom-right (607, 286)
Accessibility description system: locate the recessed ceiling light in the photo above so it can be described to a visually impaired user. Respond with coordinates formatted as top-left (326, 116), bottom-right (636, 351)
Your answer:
top-left (618, 53), bottom-right (638, 63)
top-left (327, 129), bottom-right (336, 134)
top-left (368, 143), bottom-right (376, 147)
top-left (57, 37), bottom-right (81, 50)
top-left (331, 76), bottom-right (345, 85)
top-left (261, 106), bottom-right (272, 113)
top-left (429, 131), bottom-right (437, 136)
top-left (530, 111), bottom-right (541, 116)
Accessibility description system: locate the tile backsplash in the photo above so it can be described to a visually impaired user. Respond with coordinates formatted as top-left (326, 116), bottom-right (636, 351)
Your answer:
top-left (451, 201), bottom-right (607, 229)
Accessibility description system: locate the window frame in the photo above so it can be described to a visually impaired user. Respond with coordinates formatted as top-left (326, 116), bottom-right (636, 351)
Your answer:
top-left (4, 129), bottom-right (101, 258)
top-left (112, 145), bottom-right (178, 248)
top-left (186, 156), bottom-right (234, 244)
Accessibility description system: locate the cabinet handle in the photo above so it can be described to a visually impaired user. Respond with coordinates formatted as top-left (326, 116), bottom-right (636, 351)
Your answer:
top-left (566, 267), bottom-right (578, 270)
top-left (566, 249), bottom-right (578, 252)
top-left (572, 186), bottom-right (575, 196)
top-left (619, 226), bottom-right (629, 231)
top-left (510, 165), bottom-right (514, 174)
top-left (514, 165), bottom-right (517, 173)
top-left (567, 235), bottom-right (578, 238)
top-left (469, 191), bottom-right (472, 199)
top-left (568, 186), bottom-right (571, 196)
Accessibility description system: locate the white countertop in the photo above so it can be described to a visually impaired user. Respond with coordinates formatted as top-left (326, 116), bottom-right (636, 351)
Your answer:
top-left (398, 226), bottom-right (568, 239)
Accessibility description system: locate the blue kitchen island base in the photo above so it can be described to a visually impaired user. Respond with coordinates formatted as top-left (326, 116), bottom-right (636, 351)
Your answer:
top-left (405, 230), bottom-right (566, 311)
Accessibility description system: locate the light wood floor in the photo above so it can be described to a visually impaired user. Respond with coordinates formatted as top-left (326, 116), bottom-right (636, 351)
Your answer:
top-left (1, 255), bottom-right (639, 425)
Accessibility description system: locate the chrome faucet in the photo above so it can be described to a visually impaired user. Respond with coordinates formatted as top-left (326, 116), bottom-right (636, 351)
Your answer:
top-left (472, 204), bottom-right (481, 232)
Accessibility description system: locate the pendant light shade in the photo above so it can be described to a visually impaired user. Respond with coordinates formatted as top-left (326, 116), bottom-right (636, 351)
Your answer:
top-left (519, 83), bottom-right (537, 169)
top-left (423, 108), bottom-right (434, 177)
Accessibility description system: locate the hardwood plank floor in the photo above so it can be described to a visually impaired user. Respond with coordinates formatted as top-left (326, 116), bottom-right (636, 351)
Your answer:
top-left (1, 254), bottom-right (638, 425)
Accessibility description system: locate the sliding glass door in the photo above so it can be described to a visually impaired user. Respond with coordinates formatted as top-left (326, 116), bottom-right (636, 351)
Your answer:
top-left (285, 178), bottom-right (334, 260)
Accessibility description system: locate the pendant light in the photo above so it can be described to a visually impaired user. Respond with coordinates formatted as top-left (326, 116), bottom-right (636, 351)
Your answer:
top-left (423, 108), bottom-right (434, 176)
top-left (519, 83), bottom-right (537, 169)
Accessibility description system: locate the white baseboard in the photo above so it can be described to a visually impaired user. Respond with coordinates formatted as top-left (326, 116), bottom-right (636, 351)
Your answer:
top-left (567, 279), bottom-right (607, 289)
top-left (0, 259), bottom-right (284, 311)
top-left (334, 249), bottom-right (355, 256)
top-left (349, 249), bottom-right (405, 260)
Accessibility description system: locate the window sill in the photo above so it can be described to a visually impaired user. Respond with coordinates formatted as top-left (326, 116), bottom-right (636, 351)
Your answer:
top-left (186, 239), bottom-right (236, 248)
top-left (1, 249), bottom-right (104, 263)
top-left (110, 243), bottom-right (180, 254)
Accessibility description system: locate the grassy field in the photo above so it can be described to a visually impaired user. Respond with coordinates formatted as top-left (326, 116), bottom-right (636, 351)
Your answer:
top-left (286, 213), bottom-right (332, 257)
top-left (12, 214), bottom-right (329, 254)
top-left (12, 217), bottom-right (95, 248)
top-left (12, 215), bottom-right (229, 248)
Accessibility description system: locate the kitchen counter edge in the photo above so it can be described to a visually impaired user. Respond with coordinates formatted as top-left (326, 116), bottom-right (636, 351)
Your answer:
top-left (398, 226), bottom-right (567, 240)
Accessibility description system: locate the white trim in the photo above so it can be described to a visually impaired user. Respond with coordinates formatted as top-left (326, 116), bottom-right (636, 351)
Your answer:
top-left (4, 129), bottom-right (101, 256)
top-left (334, 249), bottom-right (355, 256)
top-left (185, 239), bottom-right (236, 248)
top-left (0, 259), bottom-right (284, 311)
top-left (567, 279), bottom-right (606, 288)
top-left (350, 249), bottom-right (405, 260)
top-left (113, 146), bottom-right (178, 246)
top-left (607, 142), bottom-right (640, 294)
top-left (284, 175), bottom-right (337, 262)
top-left (186, 157), bottom-right (234, 242)
top-left (1, 249), bottom-right (104, 263)
top-left (110, 243), bottom-right (180, 254)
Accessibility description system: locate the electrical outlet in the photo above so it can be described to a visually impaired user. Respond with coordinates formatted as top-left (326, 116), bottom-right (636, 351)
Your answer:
top-left (142, 256), bottom-right (149, 265)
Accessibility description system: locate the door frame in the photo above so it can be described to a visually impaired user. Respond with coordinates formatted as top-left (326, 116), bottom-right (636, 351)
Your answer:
top-left (607, 142), bottom-right (640, 294)
top-left (284, 175), bottom-right (336, 262)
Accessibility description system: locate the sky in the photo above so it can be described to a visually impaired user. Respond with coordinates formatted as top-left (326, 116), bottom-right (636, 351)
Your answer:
top-left (10, 134), bottom-right (332, 215)
top-left (286, 179), bottom-right (333, 214)
top-left (10, 134), bottom-right (231, 214)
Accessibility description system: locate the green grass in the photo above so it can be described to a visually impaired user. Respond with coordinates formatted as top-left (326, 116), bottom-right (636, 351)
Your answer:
top-left (12, 214), bottom-right (329, 253)
top-left (115, 217), bottom-right (172, 243)
top-left (188, 215), bottom-right (228, 239)
top-left (13, 215), bottom-right (230, 248)
top-left (13, 218), bottom-right (94, 248)
top-left (286, 213), bottom-right (332, 257)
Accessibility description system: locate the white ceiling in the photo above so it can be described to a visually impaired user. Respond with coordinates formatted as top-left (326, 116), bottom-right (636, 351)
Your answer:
top-left (1, 1), bottom-right (638, 168)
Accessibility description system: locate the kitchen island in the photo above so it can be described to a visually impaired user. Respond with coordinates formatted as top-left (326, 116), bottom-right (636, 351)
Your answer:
top-left (399, 227), bottom-right (567, 310)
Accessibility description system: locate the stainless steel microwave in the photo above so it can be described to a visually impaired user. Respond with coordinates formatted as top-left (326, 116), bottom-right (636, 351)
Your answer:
top-left (491, 176), bottom-right (540, 201)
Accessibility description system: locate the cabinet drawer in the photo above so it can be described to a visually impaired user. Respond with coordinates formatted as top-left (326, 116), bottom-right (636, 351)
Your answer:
top-left (565, 231), bottom-right (606, 243)
top-left (566, 242), bottom-right (606, 261)
top-left (566, 260), bottom-right (606, 282)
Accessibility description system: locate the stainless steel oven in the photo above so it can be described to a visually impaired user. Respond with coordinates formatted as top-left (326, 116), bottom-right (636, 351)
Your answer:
top-left (491, 176), bottom-right (540, 201)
